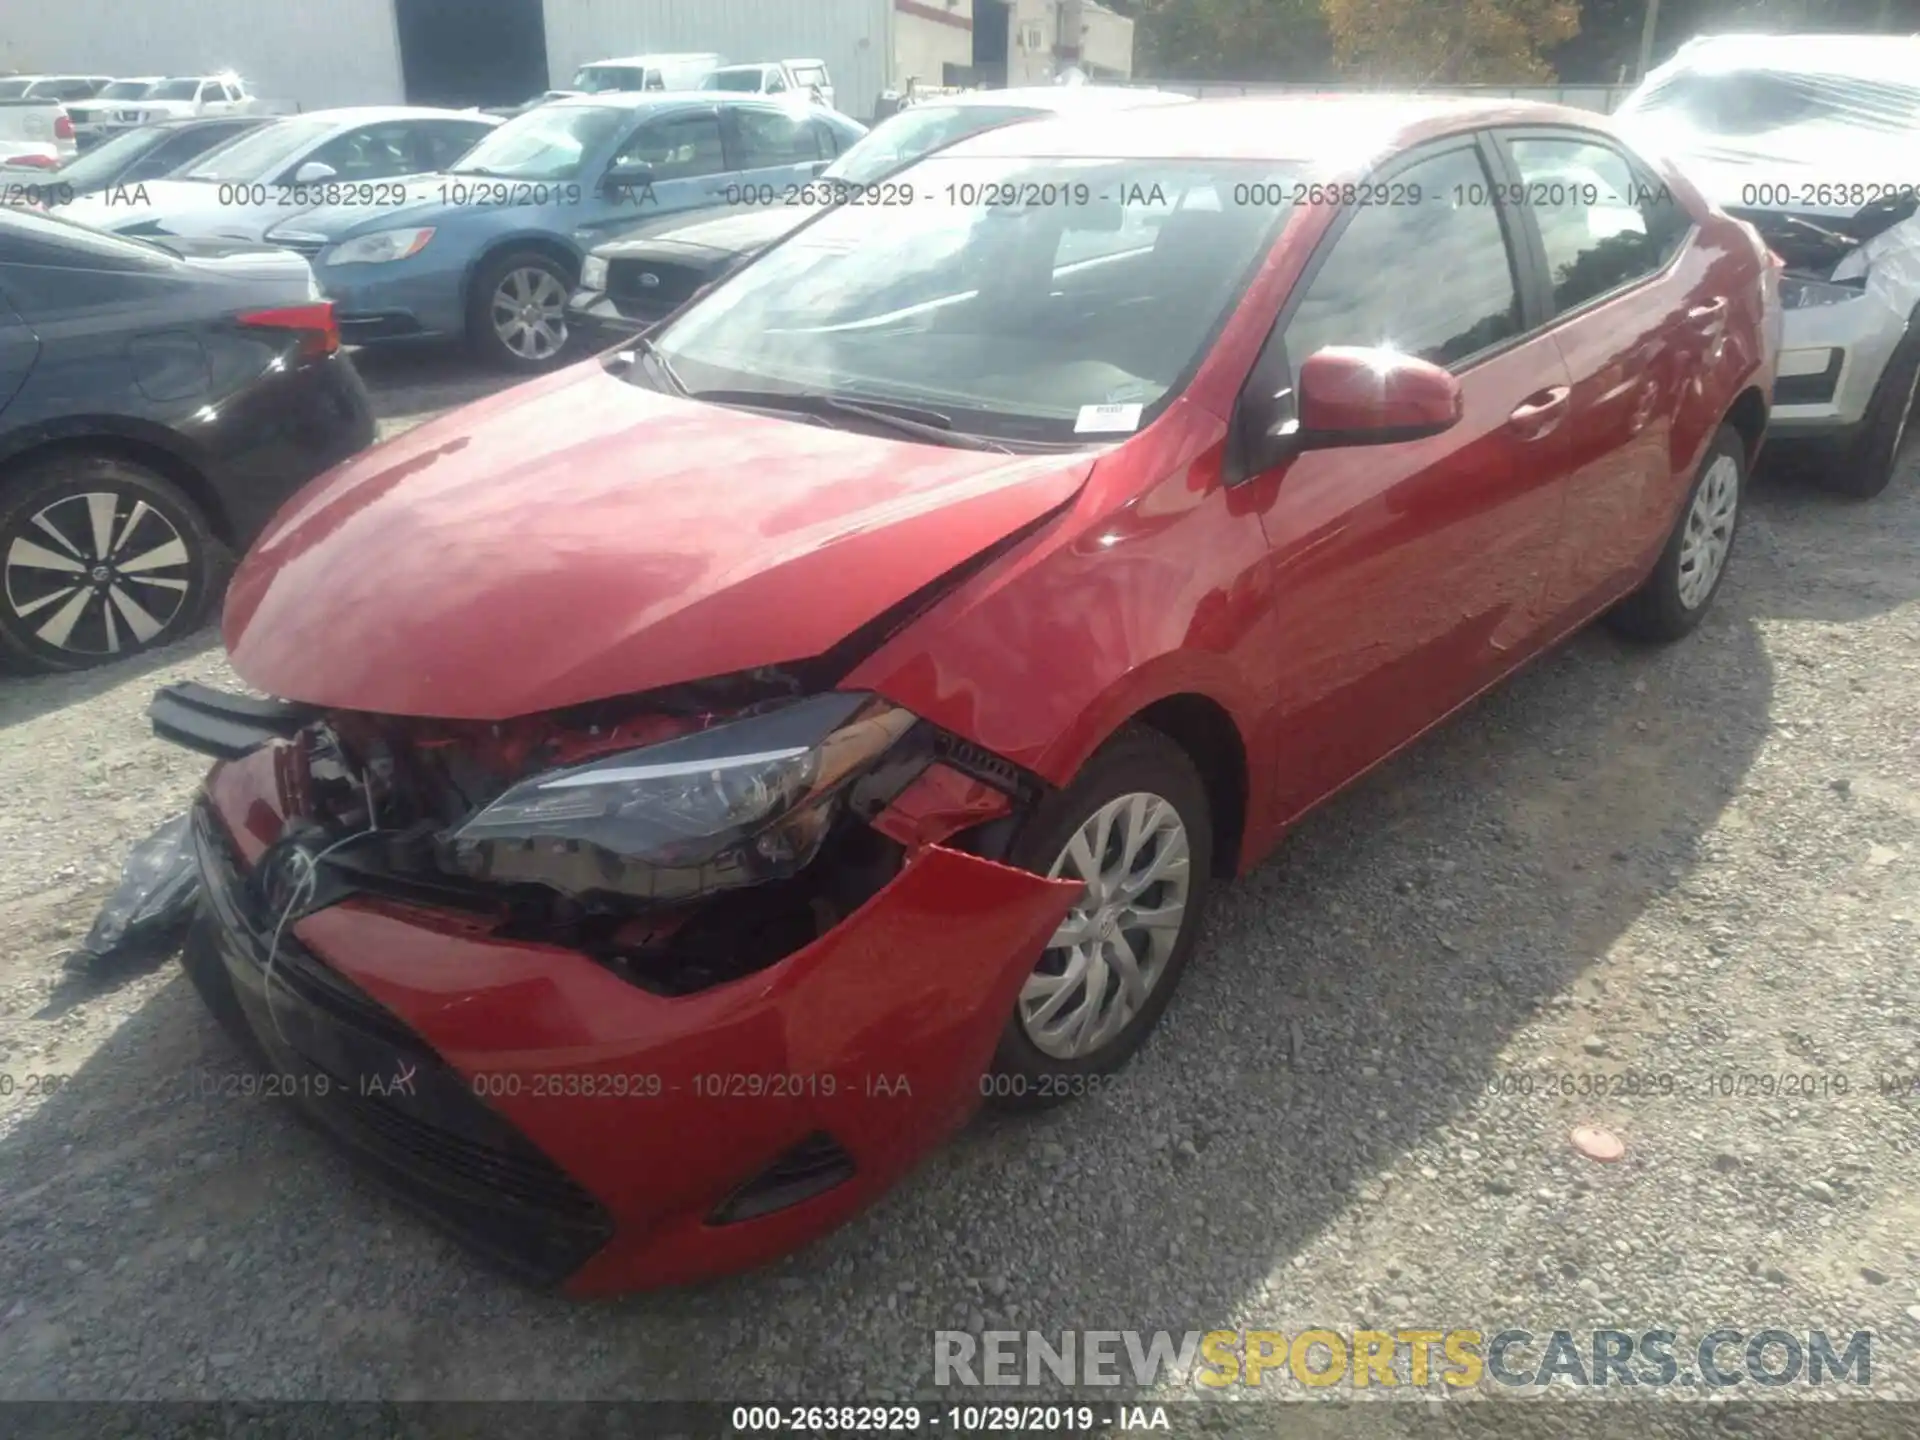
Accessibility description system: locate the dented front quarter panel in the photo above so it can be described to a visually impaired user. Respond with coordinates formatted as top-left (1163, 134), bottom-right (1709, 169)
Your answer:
top-left (205, 749), bottom-right (1079, 1293)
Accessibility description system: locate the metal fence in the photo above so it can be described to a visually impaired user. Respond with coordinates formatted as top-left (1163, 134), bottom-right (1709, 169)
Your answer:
top-left (1140, 80), bottom-right (1634, 114)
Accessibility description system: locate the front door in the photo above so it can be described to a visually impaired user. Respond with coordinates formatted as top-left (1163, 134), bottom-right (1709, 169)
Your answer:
top-left (1239, 139), bottom-right (1577, 822)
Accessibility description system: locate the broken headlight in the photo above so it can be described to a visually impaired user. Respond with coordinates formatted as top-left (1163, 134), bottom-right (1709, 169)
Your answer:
top-left (441, 692), bottom-right (916, 903)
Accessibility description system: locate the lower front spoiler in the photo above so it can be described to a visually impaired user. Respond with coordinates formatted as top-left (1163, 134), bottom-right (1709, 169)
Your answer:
top-left (188, 750), bottom-right (1080, 1293)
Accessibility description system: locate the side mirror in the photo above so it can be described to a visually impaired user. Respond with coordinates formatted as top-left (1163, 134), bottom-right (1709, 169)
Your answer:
top-left (603, 161), bottom-right (655, 191)
top-left (292, 161), bottom-right (336, 184)
top-left (1243, 345), bottom-right (1462, 471)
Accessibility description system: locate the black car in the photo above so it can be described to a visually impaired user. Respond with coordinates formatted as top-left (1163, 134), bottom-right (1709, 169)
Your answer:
top-left (0, 116), bottom-right (273, 205)
top-left (0, 207), bottom-right (375, 672)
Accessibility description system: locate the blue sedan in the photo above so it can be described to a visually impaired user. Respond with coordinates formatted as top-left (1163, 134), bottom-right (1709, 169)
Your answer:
top-left (266, 94), bottom-right (866, 370)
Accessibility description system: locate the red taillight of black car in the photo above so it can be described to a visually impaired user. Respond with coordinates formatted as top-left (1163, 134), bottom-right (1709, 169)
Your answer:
top-left (237, 301), bottom-right (341, 359)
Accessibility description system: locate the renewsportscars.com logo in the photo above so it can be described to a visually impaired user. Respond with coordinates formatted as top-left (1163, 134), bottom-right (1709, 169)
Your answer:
top-left (933, 1328), bottom-right (1873, 1390)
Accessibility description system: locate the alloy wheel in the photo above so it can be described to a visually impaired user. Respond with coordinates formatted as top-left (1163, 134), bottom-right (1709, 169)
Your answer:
top-left (3, 491), bottom-right (191, 657)
top-left (1675, 454), bottom-right (1739, 610)
top-left (490, 266), bottom-right (569, 361)
top-left (1019, 791), bottom-right (1192, 1060)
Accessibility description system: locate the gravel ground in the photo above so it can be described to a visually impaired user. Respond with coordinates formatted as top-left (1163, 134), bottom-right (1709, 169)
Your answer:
top-left (0, 348), bottom-right (1916, 1432)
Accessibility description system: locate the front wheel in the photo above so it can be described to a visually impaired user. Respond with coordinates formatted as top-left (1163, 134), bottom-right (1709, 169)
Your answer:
top-left (467, 249), bottom-right (575, 372)
top-left (984, 726), bottom-right (1215, 1112)
top-left (1606, 423), bottom-right (1745, 644)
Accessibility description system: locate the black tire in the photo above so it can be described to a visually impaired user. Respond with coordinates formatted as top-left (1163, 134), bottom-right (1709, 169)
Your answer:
top-left (0, 450), bottom-right (217, 674)
top-left (983, 725), bottom-right (1215, 1112)
top-left (466, 248), bottom-right (577, 373)
top-left (1606, 424), bottom-right (1746, 644)
top-left (1808, 313), bottom-right (1920, 500)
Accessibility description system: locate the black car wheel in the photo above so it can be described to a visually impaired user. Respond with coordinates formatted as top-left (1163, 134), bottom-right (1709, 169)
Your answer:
top-left (983, 725), bottom-right (1216, 1112)
top-left (1810, 305), bottom-right (1920, 500)
top-left (0, 451), bottom-right (216, 673)
top-left (1606, 424), bottom-right (1745, 644)
top-left (468, 249), bottom-right (576, 373)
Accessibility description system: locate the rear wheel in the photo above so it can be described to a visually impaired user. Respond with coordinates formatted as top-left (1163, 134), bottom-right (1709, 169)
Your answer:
top-left (0, 451), bottom-right (217, 673)
top-left (1606, 424), bottom-right (1744, 644)
top-left (984, 726), bottom-right (1215, 1112)
top-left (467, 249), bottom-right (575, 372)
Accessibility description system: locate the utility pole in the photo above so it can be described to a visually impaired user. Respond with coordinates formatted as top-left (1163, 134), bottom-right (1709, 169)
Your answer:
top-left (1636, 0), bottom-right (1661, 83)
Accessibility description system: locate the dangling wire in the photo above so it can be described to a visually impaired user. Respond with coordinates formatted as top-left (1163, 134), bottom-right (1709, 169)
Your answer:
top-left (260, 769), bottom-right (381, 1048)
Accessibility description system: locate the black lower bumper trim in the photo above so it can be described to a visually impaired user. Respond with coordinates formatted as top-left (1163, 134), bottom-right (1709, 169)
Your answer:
top-left (186, 801), bottom-right (614, 1286)
top-left (150, 682), bottom-right (315, 760)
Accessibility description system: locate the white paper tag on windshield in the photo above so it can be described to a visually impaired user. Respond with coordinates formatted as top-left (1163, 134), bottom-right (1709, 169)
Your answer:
top-left (1075, 402), bottom-right (1144, 434)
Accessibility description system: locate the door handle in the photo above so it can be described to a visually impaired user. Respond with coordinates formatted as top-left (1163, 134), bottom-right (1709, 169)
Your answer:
top-left (1687, 297), bottom-right (1727, 321)
top-left (1508, 385), bottom-right (1570, 437)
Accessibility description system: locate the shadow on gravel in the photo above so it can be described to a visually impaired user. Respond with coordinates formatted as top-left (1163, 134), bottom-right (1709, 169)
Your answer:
top-left (1744, 442), bottom-right (1920, 623)
top-left (2, 448), bottom-right (1911, 1402)
top-left (0, 627), bottom-right (222, 733)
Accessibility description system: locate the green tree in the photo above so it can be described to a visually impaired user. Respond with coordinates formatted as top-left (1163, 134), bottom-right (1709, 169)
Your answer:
top-left (1322, 0), bottom-right (1582, 81)
top-left (1105, 0), bottom-right (1333, 82)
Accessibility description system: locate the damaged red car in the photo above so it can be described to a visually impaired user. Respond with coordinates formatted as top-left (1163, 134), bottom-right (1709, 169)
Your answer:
top-left (157, 98), bottom-right (1779, 1294)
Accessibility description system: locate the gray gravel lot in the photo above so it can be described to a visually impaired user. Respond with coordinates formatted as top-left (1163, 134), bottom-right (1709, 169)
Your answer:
top-left (0, 347), bottom-right (1916, 1430)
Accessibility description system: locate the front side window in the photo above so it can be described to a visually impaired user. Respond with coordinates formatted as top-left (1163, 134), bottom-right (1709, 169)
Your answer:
top-left (1285, 146), bottom-right (1521, 369)
top-left (612, 112), bottom-right (724, 179)
top-left (1506, 136), bottom-right (1687, 313)
top-left (649, 155), bottom-right (1294, 444)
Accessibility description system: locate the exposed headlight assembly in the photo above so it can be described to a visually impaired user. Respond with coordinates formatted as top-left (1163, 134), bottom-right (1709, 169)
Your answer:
top-left (1780, 275), bottom-right (1864, 309)
top-left (442, 692), bottom-right (917, 902)
top-left (579, 254), bottom-right (609, 291)
top-left (327, 226), bottom-right (436, 265)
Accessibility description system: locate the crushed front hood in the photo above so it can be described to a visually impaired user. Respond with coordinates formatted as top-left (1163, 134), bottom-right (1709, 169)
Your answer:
top-left (223, 363), bottom-right (1091, 720)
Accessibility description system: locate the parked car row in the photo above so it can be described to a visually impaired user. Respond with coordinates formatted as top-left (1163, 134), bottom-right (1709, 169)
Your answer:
top-left (490, 52), bottom-right (838, 119)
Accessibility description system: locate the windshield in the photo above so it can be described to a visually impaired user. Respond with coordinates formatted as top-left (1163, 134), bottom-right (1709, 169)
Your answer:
top-left (573, 66), bottom-right (645, 94)
top-left (1620, 68), bottom-right (1920, 137)
top-left (824, 105), bottom-right (1043, 187)
top-left (650, 154), bottom-right (1293, 444)
top-left (98, 81), bottom-right (154, 100)
top-left (448, 104), bottom-right (626, 180)
top-left (148, 79), bottom-right (204, 101)
top-left (182, 116), bottom-right (319, 181)
top-left (0, 81), bottom-right (29, 100)
top-left (702, 69), bottom-right (765, 92)
top-left (43, 125), bottom-right (168, 186)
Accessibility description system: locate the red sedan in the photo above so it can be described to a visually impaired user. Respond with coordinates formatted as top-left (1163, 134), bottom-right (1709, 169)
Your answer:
top-left (158, 97), bottom-right (1780, 1294)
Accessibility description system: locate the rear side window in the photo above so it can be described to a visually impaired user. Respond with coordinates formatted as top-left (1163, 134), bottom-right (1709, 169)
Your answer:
top-left (614, 112), bottom-right (725, 179)
top-left (733, 108), bottom-right (823, 166)
top-left (1505, 136), bottom-right (1690, 314)
top-left (1284, 145), bottom-right (1522, 369)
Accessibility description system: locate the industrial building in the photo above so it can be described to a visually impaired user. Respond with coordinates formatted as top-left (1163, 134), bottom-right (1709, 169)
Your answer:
top-left (0, 0), bottom-right (1134, 123)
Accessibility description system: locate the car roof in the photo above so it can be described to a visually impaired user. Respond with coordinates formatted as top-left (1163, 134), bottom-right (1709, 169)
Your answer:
top-left (292, 105), bottom-right (502, 125)
top-left (582, 54), bottom-right (723, 66)
top-left (1657, 31), bottom-right (1920, 80)
top-left (548, 91), bottom-right (806, 114)
top-left (946, 93), bottom-right (1612, 164)
top-left (927, 85), bottom-right (1190, 113)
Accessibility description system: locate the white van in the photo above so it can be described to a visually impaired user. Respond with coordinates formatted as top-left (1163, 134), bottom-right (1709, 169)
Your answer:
top-left (569, 54), bottom-right (725, 94)
top-left (701, 60), bottom-right (836, 111)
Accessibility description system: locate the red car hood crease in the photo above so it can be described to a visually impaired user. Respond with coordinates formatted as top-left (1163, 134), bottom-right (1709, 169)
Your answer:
top-left (224, 365), bottom-right (1095, 720)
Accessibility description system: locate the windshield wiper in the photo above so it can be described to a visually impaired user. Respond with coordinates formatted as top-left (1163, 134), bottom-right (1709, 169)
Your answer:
top-left (621, 336), bottom-right (688, 396)
top-left (688, 388), bottom-right (1012, 452)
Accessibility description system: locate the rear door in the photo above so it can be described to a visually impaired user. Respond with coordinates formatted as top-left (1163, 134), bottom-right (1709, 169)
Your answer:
top-left (724, 104), bottom-right (828, 195)
top-left (1238, 137), bottom-right (1578, 822)
top-left (1489, 128), bottom-right (1703, 615)
top-left (0, 284), bottom-right (39, 416)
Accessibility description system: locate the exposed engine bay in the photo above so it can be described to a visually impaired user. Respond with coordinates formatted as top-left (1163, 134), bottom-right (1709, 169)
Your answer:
top-left (1727, 194), bottom-right (1919, 282)
top-left (153, 672), bottom-right (1045, 998)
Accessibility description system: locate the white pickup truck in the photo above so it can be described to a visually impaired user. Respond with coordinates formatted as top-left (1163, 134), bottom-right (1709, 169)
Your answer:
top-left (104, 74), bottom-right (266, 135)
top-left (0, 100), bottom-right (76, 166)
top-left (700, 60), bottom-right (836, 110)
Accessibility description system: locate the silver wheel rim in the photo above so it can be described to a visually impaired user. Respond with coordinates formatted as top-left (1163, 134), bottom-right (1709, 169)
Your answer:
top-left (1019, 792), bottom-right (1192, 1060)
top-left (490, 266), bottom-right (568, 360)
top-left (4, 491), bottom-right (190, 656)
top-left (1676, 454), bottom-right (1739, 610)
